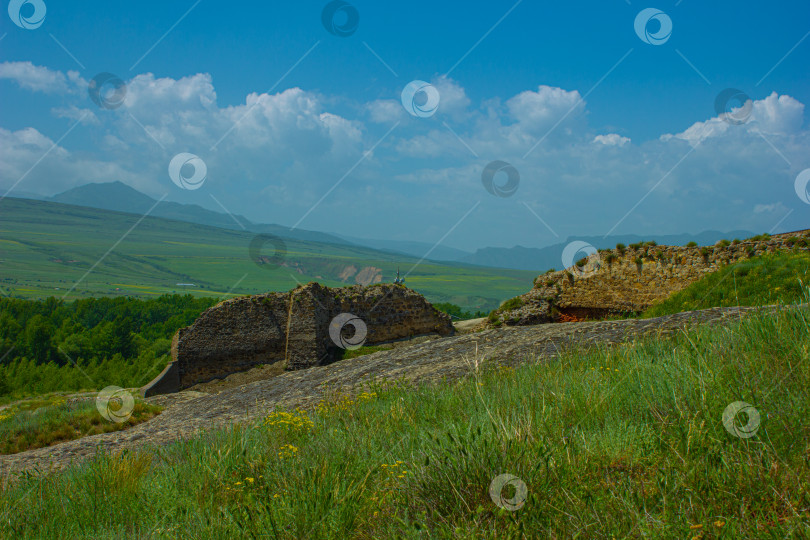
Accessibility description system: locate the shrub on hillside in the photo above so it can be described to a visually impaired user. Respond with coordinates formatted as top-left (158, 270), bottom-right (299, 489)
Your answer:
top-left (498, 296), bottom-right (525, 312)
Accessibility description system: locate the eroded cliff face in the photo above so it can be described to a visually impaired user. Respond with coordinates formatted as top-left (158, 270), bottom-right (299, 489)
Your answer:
top-left (490, 230), bottom-right (810, 326)
top-left (143, 282), bottom-right (453, 396)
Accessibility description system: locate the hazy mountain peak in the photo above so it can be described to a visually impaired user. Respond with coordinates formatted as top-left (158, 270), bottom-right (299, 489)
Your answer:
top-left (51, 182), bottom-right (157, 214)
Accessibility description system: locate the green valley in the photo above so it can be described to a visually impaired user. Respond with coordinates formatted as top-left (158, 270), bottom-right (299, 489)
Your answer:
top-left (0, 197), bottom-right (535, 312)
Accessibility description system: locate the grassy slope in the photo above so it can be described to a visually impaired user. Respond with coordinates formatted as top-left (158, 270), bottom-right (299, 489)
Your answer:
top-left (0, 395), bottom-right (161, 455)
top-left (2, 307), bottom-right (808, 538)
top-left (643, 251), bottom-right (810, 317)
top-left (0, 197), bottom-right (535, 311)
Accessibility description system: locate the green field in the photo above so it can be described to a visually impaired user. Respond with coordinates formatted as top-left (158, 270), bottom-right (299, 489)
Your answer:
top-left (0, 197), bottom-right (536, 312)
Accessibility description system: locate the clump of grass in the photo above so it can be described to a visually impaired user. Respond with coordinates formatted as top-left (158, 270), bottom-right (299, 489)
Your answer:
top-left (498, 296), bottom-right (524, 312)
top-left (686, 241), bottom-right (698, 247)
top-left (2, 307), bottom-right (809, 537)
top-left (0, 396), bottom-right (161, 455)
top-left (786, 236), bottom-right (808, 248)
top-left (747, 232), bottom-right (771, 241)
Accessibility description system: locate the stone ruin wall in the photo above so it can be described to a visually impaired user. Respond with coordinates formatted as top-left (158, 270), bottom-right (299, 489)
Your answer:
top-left (140, 282), bottom-right (453, 396)
top-left (492, 230), bottom-right (810, 326)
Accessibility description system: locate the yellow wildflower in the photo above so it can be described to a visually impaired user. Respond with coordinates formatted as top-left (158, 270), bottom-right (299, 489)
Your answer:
top-left (278, 444), bottom-right (299, 459)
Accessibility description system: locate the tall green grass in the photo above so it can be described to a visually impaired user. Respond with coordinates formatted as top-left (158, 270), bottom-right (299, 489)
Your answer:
top-left (1, 307), bottom-right (809, 538)
top-left (643, 251), bottom-right (810, 317)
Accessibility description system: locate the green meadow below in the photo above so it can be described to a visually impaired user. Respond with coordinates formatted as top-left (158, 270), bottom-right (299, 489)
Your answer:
top-left (1, 306), bottom-right (808, 538)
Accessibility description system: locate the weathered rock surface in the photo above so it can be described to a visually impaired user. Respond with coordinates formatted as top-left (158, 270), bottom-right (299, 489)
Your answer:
top-left (491, 230), bottom-right (810, 326)
top-left (141, 282), bottom-right (453, 396)
top-left (0, 305), bottom-right (778, 483)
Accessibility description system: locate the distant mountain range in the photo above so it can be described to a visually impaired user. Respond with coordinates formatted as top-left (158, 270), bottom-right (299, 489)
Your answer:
top-left (48, 182), bottom-right (354, 247)
top-left (44, 182), bottom-right (757, 272)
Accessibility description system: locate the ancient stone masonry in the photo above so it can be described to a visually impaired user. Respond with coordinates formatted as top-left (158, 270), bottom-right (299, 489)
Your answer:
top-left (140, 282), bottom-right (453, 396)
top-left (490, 230), bottom-right (810, 326)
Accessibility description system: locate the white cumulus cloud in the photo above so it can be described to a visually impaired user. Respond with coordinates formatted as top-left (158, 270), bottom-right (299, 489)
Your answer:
top-left (593, 134), bottom-right (630, 146)
top-left (0, 61), bottom-right (84, 94)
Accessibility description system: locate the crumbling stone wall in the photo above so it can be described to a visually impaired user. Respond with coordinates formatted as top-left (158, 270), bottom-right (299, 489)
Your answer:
top-left (491, 230), bottom-right (810, 326)
top-left (141, 283), bottom-right (453, 396)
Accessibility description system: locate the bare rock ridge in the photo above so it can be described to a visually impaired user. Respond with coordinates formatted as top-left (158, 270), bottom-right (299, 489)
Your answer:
top-left (141, 282), bottom-right (454, 397)
top-left (491, 229), bottom-right (810, 326)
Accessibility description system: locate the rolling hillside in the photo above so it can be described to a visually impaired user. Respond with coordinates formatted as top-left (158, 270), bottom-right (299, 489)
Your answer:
top-left (48, 182), bottom-right (757, 271)
top-left (0, 197), bottom-right (536, 311)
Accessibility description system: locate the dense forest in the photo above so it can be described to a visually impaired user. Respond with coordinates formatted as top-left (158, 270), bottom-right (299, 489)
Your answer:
top-left (0, 295), bottom-right (219, 399)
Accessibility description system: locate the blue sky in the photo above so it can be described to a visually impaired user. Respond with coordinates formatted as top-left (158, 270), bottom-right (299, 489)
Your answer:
top-left (1, 0), bottom-right (809, 251)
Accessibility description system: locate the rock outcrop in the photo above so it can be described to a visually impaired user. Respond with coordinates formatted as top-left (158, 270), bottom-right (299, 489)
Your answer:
top-left (490, 230), bottom-right (810, 326)
top-left (140, 283), bottom-right (453, 397)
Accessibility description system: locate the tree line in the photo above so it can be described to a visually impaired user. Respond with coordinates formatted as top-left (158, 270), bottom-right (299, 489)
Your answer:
top-left (0, 295), bottom-right (219, 399)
